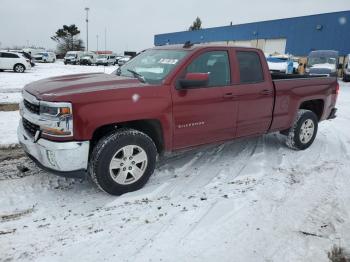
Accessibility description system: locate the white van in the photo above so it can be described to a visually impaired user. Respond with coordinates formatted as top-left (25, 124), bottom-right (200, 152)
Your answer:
top-left (80, 52), bottom-right (97, 66)
top-left (64, 51), bottom-right (84, 65)
top-left (33, 52), bottom-right (56, 63)
top-left (0, 51), bottom-right (31, 73)
top-left (96, 54), bottom-right (117, 66)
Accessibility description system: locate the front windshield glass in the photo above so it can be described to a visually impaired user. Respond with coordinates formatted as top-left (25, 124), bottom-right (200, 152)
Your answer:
top-left (308, 56), bottom-right (337, 67)
top-left (66, 53), bottom-right (76, 57)
top-left (115, 49), bottom-right (188, 84)
top-left (98, 55), bottom-right (107, 59)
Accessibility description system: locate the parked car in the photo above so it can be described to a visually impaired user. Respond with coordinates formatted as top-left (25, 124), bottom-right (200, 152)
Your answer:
top-left (80, 52), bottom-right (97, 66)
top-left (305, 50), bottom-right (339, 76)
top-left (18, 44), bottom-right (338, 195)
top-left (117, 56), bottom-right (131, 66)
top-left (96, 54), bottom-right (117, 66)
top-left (0, 51), bottom-right (31, 73)
top-left (33, 52), bottom-right (56, 63)
top-left (114, 55), bottom-right (123, 65)
top-left (64, 51), bottom-right (84, 65)
top-left (343, 54), bottom-right (350, 82)
top-left (266, 55), bottom-right (298, 74)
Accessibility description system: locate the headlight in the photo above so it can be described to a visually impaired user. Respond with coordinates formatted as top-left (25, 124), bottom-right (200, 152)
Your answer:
top-left (39, 101), bottom-right (73, 137)
top-left (305, 68), bottom-right (310, 73)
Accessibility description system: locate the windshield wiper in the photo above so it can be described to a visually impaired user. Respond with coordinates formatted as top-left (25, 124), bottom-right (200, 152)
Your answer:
top-left (127, 69), bottom-right (146, 83)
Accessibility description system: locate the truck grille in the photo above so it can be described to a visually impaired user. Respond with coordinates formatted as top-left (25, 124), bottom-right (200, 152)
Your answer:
top-left (24, 99), bottom-right (40, 114)
top-left (23, 118), bottom-right (40, 137)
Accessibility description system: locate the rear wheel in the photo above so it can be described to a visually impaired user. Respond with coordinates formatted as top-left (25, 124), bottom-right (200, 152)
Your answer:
top-left (286, 109), bottom-right (318, 150)
top-left (89, 129), bottom-right (157, 195)
top-left (14, 64), bottom-right (25, 73)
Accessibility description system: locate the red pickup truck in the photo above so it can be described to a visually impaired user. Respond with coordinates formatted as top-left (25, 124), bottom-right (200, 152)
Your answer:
top-left (18, 44), bottom-right (339, 195)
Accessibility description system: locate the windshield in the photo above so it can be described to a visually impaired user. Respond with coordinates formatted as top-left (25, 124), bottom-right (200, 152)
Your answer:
top-left (66, 53), bottom-right (76, 57)
top-left (98, 55), bottom-right (107, 59)
top-left (307, 56), bottom-right (337, 67)
top-left (115, 49), bottom-right (188, 84)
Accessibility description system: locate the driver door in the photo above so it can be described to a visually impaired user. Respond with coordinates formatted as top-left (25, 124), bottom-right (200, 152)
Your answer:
top-left (171, 50), bottom-right (237, 149)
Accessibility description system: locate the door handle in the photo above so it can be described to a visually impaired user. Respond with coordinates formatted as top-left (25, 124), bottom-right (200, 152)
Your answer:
top-left (259, 89), bottom-right (272, 96)
top-left (223, 93), bottom-right (238, 99)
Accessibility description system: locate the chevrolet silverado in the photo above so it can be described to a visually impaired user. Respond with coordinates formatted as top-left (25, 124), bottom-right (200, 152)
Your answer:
top-left (18, 44), bottom-right (339, 195)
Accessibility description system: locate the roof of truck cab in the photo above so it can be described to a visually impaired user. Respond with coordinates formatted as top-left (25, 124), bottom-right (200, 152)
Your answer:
top-left (152, 44), bottom-right (259, 52)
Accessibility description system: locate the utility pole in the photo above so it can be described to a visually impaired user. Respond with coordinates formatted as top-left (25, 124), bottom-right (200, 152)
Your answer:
top-left (96, 35), bottom-right (99, 52)
top-left (85, 7), bottom-right (90, 51)
top-left (104, 28), bottom-right (107, 52)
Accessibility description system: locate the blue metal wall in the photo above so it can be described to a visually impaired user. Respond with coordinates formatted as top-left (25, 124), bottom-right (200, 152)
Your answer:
top-left (154, 11), bottom-right (350, 56)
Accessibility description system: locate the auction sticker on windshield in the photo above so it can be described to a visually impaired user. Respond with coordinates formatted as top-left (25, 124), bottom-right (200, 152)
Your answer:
top-left (158, 58), bottom-right (179, 65)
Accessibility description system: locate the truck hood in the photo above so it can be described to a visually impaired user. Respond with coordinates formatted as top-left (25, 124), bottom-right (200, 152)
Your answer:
top-left (24, 73), bottom-right (146, 101)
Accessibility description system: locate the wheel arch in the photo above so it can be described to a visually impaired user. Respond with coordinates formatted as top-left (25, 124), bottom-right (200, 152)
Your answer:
top-left (91, 119), bottom-right (165, 155)
top-left (299, 99), bottom-right (324, 121)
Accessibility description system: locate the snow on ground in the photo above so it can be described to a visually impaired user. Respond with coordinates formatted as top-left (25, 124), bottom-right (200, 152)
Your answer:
top-left (0, 61), bottom-right (116, 103)
top-left (0, 111), bottom-right (19, 148)
top-left (0, 81), bottom-right (350, 262)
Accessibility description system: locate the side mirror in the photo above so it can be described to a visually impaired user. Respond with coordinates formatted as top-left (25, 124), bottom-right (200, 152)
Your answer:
top-left (177, 73), bottom-right (209, 89)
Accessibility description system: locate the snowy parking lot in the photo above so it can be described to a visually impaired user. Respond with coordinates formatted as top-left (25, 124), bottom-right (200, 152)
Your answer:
top-left (0, 63), bottom-right (350, 261)
top-left (0, 61), bottom-right (115, 104)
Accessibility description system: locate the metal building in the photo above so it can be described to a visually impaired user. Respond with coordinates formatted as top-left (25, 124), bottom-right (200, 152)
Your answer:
top-left (154, 11), bottom-right (350, 56)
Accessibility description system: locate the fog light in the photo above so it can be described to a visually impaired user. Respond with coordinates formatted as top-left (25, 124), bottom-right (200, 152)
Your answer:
top-left (46, 150), bottom-right (57, 167)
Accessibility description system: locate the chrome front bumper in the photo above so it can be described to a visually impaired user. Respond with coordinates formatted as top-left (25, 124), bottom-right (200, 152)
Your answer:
top-left (18, 120), bottom-right (89, 178)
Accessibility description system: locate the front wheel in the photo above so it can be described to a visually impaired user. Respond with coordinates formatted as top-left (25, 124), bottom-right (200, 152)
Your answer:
top-left (89, 129), bottom-right (157, 195)
top-left (286, 109), bottom-right (318, 150)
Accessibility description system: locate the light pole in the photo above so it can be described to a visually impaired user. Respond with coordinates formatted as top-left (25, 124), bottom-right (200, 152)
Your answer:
top-left (85, 7), bottom-right (90, 52)
top-left (96, 35), bottom-right (99, 52)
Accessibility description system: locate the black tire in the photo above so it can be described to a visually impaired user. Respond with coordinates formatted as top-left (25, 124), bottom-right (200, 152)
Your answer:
top-left (286, 109), bottom-right (318, 150)
top-left (89, 129), bottom-right (157, 195)
top-left (13, 64), bottom-right (25, 73)
top-left (343, 74), bottom-right (350, 82)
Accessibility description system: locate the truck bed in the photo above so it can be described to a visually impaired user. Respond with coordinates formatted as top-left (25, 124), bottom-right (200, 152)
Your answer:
top-left (269, 75), bottom-right (338, 132)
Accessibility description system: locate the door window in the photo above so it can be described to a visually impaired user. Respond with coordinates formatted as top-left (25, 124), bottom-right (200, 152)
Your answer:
top-left (237, 51), bottom-right (264, 83)
top-left (186, 51), bottom-right (231, 87)
top-left (1, 52), bottom-right (19, 58)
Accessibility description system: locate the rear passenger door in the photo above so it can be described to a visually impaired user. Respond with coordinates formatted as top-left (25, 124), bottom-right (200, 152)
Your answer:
top-left (0, 52), bottom-right (18, 69)
top-left (233, 50), bottom-right (274, 137)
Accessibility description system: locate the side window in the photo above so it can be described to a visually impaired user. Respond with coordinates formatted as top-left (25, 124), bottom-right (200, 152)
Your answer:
top-left (186, 51), bottom-right (231, 87)
top-left (237, 51), bottom-right (264, 83)
top-left (2, 53), bottom-right (18, 58)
